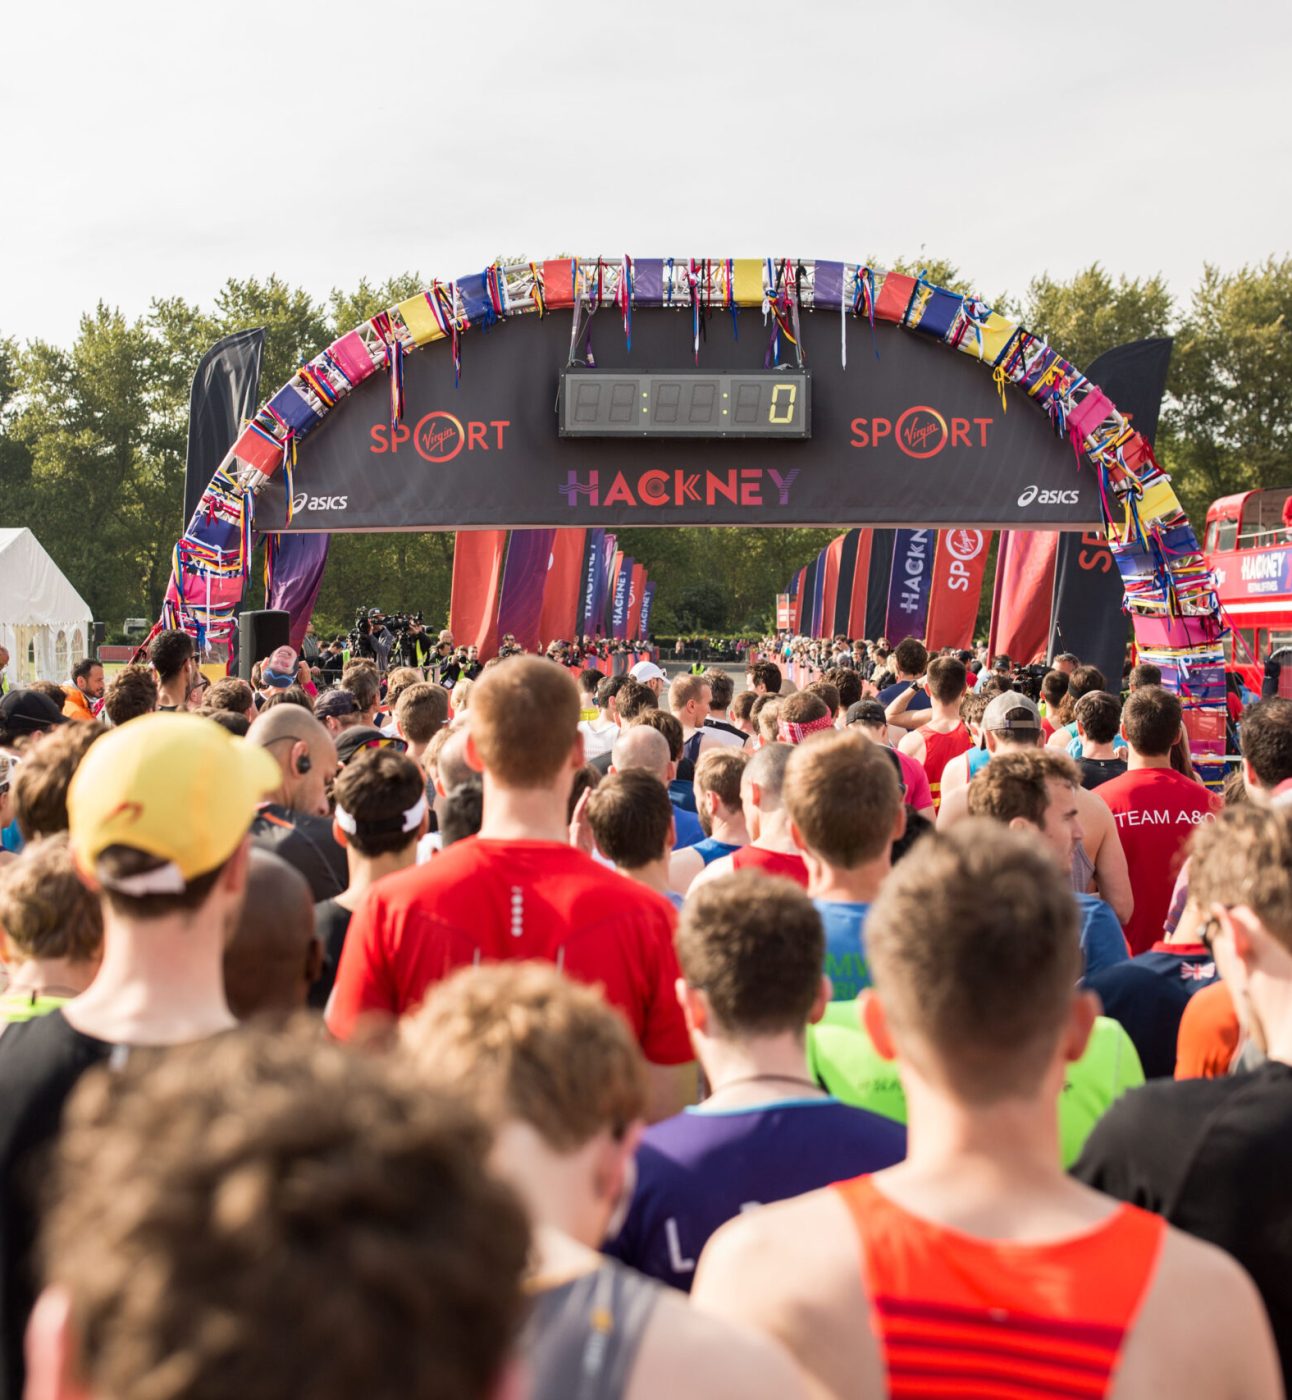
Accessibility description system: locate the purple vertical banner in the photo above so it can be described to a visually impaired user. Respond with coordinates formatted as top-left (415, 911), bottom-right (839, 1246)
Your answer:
top-left (884, 528), bottom-right (934, 642)
top-left (639, 580), bottom-right (655, 638)
top-left (611, 556), bottom-right (634, 639)
top-left (577, 527), bottom-right (606, 636)
top-left (597, 532), bottom-right (618, 636)
top-left (265, 532), bottom-right (331, 652)
top-left (497, 528), bottom-right (557, 652)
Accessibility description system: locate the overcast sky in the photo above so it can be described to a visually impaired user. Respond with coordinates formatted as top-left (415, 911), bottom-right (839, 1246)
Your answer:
top-left (4, 0), bottom-right (1289, 347)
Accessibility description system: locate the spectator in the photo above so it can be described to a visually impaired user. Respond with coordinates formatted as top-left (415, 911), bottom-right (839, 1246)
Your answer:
top-left (608, 874), bottom-right (904, 1291)
top-left (60, 658), bottom-right (103, 722)
top-left (586, 770), bottom-right (681, 909)
top-left (692, 744), bottom-right (808, 891)
top-left (1075, 690), bottom-right (1128, 789)
top-left (148, 629), bottom-right (198, 711)
top-left (668, 748), bottom-right (749, 895)
top-left (222, 850), bottom-right (322, 1020)
top-left (101, 665), bottom-right (157, 728)
top-left (392, 681), bottom-right (449, 765)
top-left (968, 750), bottom-right (1129, 976)
top-left (1096, 687), bottom-right (1221, 955)
top-left (327, 658), bottom-right (696, 1119)
top-left (0, 835), bottom-right (102, 1026)
top-left (1054, 651), bottom-right (1081, 676)
top-left (0, 713), bottom-right (277, 1398)
top-left (31, 1025), bottom-right (529, 1400)
top-left (246, 706), bottom-right (345, 901)
top-left (10, 722), bottom-right (103, 841)
top-left (692, 824), bottom-right (1278, 1400)
top-left (312, 748), bottom-right (427, 1010)
top-left (1076, 804), bottom-right (1292, 1386)
top-left (404, 963), bottom-right (806, 1400)
top-left (784, 732), bottom-right (904, 1000)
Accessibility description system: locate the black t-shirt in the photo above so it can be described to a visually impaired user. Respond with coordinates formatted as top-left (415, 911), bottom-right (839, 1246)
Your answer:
top-left (0, 1012), bottom-right (112, 1400)
top-left (249, 805), bottom-right (347, 902)
top-left (1073, 1061), bottom-right (1292, 1383)
top-left (1083, 945), bottom-right (1217, 1079)
top-left (1079, 756), bottom-right (1128, 790)
top-left (311, 899), bottom-right (354, 1010)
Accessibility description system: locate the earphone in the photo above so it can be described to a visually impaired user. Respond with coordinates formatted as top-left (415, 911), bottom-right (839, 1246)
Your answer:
top-left (296, 752), bottom-right (312, 775)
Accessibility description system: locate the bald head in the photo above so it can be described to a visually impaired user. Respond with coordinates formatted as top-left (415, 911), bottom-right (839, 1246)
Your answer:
top-left (248, 704), bottom-right (336, 816)
top-left (611, 725), bottom-right (671, 784)
top-left (222, 850), bottom-right (321, 1019)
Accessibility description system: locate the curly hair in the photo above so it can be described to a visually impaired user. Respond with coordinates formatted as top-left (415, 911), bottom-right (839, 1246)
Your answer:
top-left (43, 1024), bottom-right (528, 1400)
top-left (12, 721), bottom-right (104, 840)
top-left (0, 833), bottom-right (102, 962)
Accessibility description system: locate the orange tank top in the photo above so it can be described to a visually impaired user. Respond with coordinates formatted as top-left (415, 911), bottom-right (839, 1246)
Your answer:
top-left (921, 724), bottom-right (973, 811)
top-left (836, 1175), bottom-right (1165, 1399)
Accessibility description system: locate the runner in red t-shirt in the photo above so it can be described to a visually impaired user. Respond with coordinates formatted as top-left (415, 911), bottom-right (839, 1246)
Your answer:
top-left (1097, 687), bottom-right (1222, 955)
top-left (894, 656), bottom-right (972, 812)
top-left (326, 657), bottom-right (696, 1119)
top-left (691, 743), bottom-right (808, 891)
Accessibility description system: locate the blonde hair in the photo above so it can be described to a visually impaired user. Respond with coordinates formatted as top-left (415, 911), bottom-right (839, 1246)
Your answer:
top-left (450, 678), bottom-right (474, 713)
top-left (404, 962), bottom-right (648, 1151)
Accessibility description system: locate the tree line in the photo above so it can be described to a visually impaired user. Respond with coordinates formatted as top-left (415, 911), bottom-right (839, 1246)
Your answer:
top-left (1, 259), bottom-right (1288, 642)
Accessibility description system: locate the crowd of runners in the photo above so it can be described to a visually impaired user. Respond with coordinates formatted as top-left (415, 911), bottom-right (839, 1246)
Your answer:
top-left (0, 624), bottom-right (1289, 1399)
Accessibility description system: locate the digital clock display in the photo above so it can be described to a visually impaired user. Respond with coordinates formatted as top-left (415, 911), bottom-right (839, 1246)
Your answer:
top-left (558, 369), bottom-right (811, 439)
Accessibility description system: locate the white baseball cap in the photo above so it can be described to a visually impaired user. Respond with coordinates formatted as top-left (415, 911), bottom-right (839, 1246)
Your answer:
top-left (630, 661), bottom-right (667, 683)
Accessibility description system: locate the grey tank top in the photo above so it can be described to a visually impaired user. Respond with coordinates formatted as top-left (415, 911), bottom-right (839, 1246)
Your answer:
top-left (1071, 839), bottom-right (1095, 893)
top-left (523, 1259), bottom-right (659, 1400)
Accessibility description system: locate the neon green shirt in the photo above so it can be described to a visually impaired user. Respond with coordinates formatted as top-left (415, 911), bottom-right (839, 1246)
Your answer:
top-left (0, 990), bottom-right (71, 1025)
top-left (807, 1002), bottom-right (1144, 1167)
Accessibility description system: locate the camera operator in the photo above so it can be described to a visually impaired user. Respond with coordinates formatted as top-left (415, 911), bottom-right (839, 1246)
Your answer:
top-left (394, 615), bottom-right (432, 671)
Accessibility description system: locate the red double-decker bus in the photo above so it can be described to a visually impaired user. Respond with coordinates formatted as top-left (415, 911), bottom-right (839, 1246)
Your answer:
top-left (1204, 487), bottom-right (1292, 689)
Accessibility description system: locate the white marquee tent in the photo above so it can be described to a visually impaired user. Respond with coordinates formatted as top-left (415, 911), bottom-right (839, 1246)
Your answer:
top-left (0, 529), bottom-right (93, 687)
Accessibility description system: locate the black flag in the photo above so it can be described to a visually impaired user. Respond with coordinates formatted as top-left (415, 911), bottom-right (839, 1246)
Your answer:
top-left (865, 529), bottom-right (896, 640)
top-left (183, 328), bottom-right (265, 528)
top-left (1048, 339), bottom-right (1174, 685)
top-left (834, 528), bottom-right (862, 636)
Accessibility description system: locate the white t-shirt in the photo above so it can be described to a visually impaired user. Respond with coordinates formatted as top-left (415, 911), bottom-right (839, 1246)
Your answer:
top-left (578, 715), bottom-right (618, 761)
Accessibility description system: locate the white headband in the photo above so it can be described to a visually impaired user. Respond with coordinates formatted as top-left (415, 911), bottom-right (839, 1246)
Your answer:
top-left (334, 793), bottom-right (427, 837)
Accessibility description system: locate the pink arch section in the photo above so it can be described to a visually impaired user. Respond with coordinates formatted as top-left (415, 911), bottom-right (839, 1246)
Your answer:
top-left (163, 256), bottom-right (1227, 779)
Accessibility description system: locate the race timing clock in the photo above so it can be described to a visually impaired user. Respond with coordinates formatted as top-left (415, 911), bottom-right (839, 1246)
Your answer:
top-left (558, 369), bottom-right (811, 439)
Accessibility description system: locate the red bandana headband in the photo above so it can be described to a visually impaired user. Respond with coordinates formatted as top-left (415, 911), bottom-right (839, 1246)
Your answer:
top-left (777, 714), bottom-right (835, 745)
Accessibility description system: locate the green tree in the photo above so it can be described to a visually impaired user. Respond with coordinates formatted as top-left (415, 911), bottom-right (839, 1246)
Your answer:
top-left (1166, 258), bottom-right (1292, 525)
top-left (1018, 263), bottom-right (1174, 372)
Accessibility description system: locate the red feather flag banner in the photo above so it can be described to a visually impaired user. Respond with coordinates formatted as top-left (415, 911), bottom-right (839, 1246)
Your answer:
top-left (449, 530), bottom-right (508, 656)
top-left (820, 534), bottom-right (845, 638)
top-left (626, 563), bottom-right (647, 641)
top-left (847, 529), bottom-right (874, 638)
top-left (988, 531), bottom-right (1059, 664)
top-left (925, 529), bottom-right (993, 651)
top-left (537, 528), bottom-right (587, 646)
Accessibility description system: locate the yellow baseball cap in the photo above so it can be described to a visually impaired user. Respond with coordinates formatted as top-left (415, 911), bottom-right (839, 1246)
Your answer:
top-left (68, 713), bottom-right (280, 892)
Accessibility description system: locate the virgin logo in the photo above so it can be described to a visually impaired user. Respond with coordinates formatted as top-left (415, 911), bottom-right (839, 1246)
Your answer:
top-left (896, 406), bottom-right (948, 460)
top-left (944, 528), bottom-right (985, 562)
top-left (415, 412), bottom-right (465, 463)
